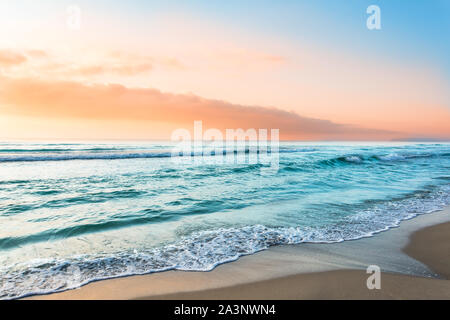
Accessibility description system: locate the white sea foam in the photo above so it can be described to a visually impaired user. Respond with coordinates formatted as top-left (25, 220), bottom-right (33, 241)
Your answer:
top-left (344, 156), bottom-right (363, 163)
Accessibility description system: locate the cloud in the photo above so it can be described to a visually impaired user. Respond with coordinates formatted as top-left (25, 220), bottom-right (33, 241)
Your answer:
top-left (108, 51), bottom-right (185, 71)
top-left (73, 63), bottom-right (153, 76)
top-left (25, 50), bottom-right (48, 58)
top-left (0, 76), bottom-right (397, 140)
top-left (0, 48), bottom-right (183, 79)
top-left (0, 50), bottom-right (27, 67)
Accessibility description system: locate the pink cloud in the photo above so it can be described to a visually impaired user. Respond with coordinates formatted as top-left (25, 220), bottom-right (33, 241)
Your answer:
top-left (0, 50), bottom-right (27, 67)
top-left (0, 75), bottom-right (397, 140)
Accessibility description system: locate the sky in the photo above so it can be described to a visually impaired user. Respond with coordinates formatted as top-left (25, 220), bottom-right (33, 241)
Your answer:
top-left (0, 0), bottom-right (449, 140)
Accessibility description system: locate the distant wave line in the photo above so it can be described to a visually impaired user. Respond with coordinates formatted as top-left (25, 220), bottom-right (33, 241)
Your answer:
top-left (0, 148), bottom-right (316, 163)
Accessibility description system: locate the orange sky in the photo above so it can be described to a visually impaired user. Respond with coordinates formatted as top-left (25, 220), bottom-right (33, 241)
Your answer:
top-left (0, 2), bottom-right (449, 141)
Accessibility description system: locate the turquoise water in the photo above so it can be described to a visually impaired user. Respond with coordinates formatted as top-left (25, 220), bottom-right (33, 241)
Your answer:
top-left (0, 141), bottom-right (449, 299)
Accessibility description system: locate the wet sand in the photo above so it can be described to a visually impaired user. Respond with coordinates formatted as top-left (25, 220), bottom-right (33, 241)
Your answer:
top-left (404, 221), bottom-right (450, 279)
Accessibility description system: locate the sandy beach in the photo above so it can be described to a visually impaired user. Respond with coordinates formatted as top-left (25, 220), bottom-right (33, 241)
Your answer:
top-left (28, 206), bottom-right (450, 300)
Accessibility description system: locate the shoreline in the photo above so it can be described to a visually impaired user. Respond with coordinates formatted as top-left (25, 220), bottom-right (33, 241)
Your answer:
top-left (27, 206), bottom-right (450, 300)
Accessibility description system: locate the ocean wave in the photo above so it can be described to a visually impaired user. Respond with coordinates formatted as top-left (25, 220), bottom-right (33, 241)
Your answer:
top-left (0, 151), bottom-right (174, 162)
top-left (316, 155), bottom-right (364, 167)
top-left (0, 147), bottom-right (315, 163)
top-left (374, 153), bottom-right (406, 161)
top-left (0, 198), bottom-right (256, 249)
top-left (315, 151), bottom-right (450, 167)
top-left (0, 147), bottom-right (128, 153)
top-left (0, 145), bottom-right (448, 164)
top-left (344, 155), bottom-right (363, 163)
top-left (1, 183), bottom-right (449, 300)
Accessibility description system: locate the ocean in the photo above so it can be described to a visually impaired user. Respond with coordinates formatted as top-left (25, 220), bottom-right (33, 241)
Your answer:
top-left (0, 141), bottom-right (449, 299)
